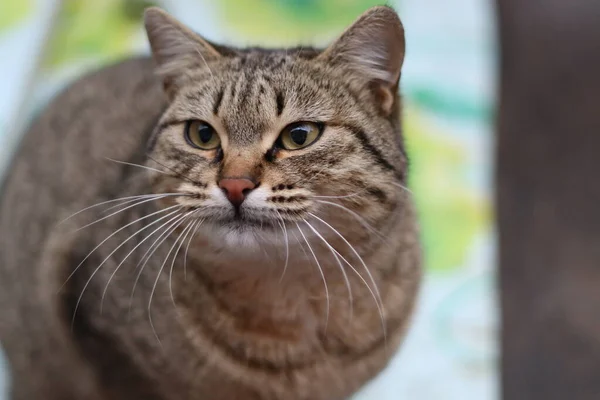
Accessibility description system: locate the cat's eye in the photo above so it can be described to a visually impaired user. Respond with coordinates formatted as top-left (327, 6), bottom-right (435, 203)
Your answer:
top-left (278, 122), bottom-right (322, 150)
top-left (184, 120), bottom-right (221, 150)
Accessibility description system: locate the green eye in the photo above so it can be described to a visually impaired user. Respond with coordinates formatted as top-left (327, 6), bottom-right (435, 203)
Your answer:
top-left (278, 122), bottom-right (322, 150)
top-left (185, 120), bottom-right (221, 150)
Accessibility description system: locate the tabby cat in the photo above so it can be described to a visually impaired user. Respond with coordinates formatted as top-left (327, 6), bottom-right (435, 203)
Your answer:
top-left (0, 6), bottom-right (421, 400)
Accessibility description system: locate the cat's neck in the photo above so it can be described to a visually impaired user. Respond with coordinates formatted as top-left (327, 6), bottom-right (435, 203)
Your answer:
top-left (175, 224), bottom-right (398, 337)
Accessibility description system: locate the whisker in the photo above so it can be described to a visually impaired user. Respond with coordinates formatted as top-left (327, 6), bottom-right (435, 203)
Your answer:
top-left (74, 194), bottom-right (184, 233)
top-left (132, 215), bottom-right (182, 276)
top-left (309, 192), bottom-right (364, 200)
top-left (308, 212), bottom-right (383, 305)
top-left (101, 193), bottom-right (186, 214)
top-left (59, 204), bottom-right (180, 291)
top-left (71, 208), bottom-right (183, 328)
top-left (295, 222), bottom-right (330, 330)
top-left (314, 199), bottom-right (384, 240)
top-left (168, 219), bottom-right (196, 307)
top-left (59, 193), bottom-right (180, 225)
top-left (105, 157), bottom-right (170, 175)
top-left (274, 210), bottom-right (289, 282)
top-left (146, 154), bottom-right (199, 186)
top-left (148, 212), bottom-right (195, 346)
top-left (391, 181), bottom-right (413, 194)
top-left (290, 229), bottom-right (310, 262)
top-left (99, 208), bottom-right (183, 312)
top-left (183, 218), bottom-right (204, 280)
top-left (303, 220), bottom-right (353, 319)
top-left (308, 212), bottom-right (387, 342)
top-left (194, 46), bottom-right (215, 81)
top-left (128, 211), bottom-right (193, 319)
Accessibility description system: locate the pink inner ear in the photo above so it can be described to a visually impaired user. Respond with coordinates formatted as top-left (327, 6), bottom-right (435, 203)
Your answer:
top-left (371, 81), bottom-right (396, 116)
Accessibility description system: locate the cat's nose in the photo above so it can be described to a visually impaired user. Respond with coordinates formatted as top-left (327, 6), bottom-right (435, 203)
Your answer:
top-left (218, 178), bottom-right (256, 208)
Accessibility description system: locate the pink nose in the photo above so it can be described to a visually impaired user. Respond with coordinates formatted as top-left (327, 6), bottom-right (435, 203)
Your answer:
top-left (218, 178), bottom-right (256, 207)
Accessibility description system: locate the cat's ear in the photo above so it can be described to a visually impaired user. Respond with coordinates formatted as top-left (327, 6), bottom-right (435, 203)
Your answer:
top-left (319, 6), bottom-right (405, 114)
top-left (144, 7), bottom-right (221, 98)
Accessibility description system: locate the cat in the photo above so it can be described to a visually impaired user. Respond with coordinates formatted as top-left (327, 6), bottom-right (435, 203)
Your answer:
top-left (0, 6), bottom-right (421, 400)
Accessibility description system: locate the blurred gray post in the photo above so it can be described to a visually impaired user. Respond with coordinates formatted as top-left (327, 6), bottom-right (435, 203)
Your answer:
top-left (496, 0), bottom-right (600, 399)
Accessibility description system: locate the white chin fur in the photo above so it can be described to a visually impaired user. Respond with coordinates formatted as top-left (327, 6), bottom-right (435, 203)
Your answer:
top-left (201, 223), bottom-right (279, 253)
top-left (223, 228), bottom-right (262, 250)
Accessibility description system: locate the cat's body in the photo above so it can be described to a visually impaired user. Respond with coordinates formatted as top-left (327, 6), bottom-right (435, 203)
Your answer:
top-left (0, 7), bottom-right (421, 400)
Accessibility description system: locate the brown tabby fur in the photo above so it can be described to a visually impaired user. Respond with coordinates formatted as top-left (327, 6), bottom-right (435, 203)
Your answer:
top-left (0, 6), bottom-right (421, 400)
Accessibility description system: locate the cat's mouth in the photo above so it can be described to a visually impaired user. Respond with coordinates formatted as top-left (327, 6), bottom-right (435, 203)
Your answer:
top-left (194, 212), bottom-right (289, 248)
top-left (220, 213), bottom-right (282, 231)
top-left (224, 220), bottom-right (279, 233)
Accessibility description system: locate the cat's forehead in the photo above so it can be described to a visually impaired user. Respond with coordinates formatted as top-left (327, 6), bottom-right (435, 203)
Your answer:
top-left (173, 52), bottom-right (335, 145)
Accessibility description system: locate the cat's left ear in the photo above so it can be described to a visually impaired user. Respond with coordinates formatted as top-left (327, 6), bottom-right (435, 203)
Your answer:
top-left (144, 7), bottom-right (222, 99)
top-left (319, 6), bottom-right (405, 115)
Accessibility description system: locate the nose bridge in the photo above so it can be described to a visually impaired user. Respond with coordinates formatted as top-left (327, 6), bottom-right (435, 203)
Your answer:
top-left (220, 147), bottom-right (262, 181)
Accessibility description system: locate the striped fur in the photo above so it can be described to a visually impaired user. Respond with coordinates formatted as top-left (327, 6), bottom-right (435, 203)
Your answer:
top-left (0, 6), bottom-right (421, 400)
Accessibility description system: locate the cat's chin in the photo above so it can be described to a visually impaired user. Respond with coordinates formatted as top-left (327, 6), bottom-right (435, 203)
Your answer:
top-left (200, 218), bottom-right (285, 252)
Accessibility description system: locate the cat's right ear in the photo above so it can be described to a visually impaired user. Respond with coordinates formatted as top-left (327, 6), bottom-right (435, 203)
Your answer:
top-left (144, 7), bottom-right (221, 99)
top-left (318, 6), bottom-right (405, 115)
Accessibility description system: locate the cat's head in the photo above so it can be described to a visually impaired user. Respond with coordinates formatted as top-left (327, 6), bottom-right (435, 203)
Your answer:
top-left (143, 7), bottom-right (409, 250)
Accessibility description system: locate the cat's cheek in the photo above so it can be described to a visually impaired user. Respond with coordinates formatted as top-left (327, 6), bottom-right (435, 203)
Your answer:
top-left (209, 185), bottom-right (229, 206)
top-left (242, 187), bottom-right (270, 209)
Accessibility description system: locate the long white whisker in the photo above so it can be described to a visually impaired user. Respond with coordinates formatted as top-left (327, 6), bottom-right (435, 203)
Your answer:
top-left (295, 222), bottom-right (329, 330)
top-left (314, 199), bottom-right (384, 240)
top-left (105, 157), bottom-right (170, 175)
top-left (59, 193), bottom-right (181, 224)
top-left (308, 212), bottom-right (386, 341)
top-left (59, 204), bottom-right (180, 291)
top-left (74, 194), bottom-right (179, 232)
top-left (128, 211), bottom-right (193, 319)
top-left (327, 242), bottom-right (387, 343)
top-left (101, 193), bottom-right (184, 214)
top-left (71, 208), bottom-right (182, 328)
top-left (168, 219), bottom-right (196, 307)
top-left (309, 192), bottom-right (364, 200)
top-left (99, 208), bottom-right (183, 312)
top-left (290, 229), bottom-right (310, 261)
top-left (303, 220), bottom-right (353, 319)
top-left (194, 46), bottom-right (215, 81)
top-left (308, 212), bottom-right (383, 305)
top-left (275, 210), bottom-right (289, 282)
top-left (148, 212), bottom-right (194, 346)
top-left (183, 218), bottom-right (204, 280)
top-left (391, 181), bottom-right (413, 194)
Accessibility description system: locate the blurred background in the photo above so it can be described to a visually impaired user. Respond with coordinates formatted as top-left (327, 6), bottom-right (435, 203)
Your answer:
top-left (0, 0), bottom-right (498, 399)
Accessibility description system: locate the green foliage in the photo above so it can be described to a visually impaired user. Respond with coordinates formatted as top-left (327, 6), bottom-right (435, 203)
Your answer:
top-left (0, 0), bottom-right (32, 31)
top-left (43, 0), bottom-right (155, 69)
top-left (405, 109), bottom-right (489, 272)
top-left (216, 0), bottom-right (386, 45)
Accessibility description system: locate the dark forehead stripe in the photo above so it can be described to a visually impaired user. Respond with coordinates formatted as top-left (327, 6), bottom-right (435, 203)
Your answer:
top-left (229, 74), bottom-right (239, 100)
top-left (238, 73), bottom-right (254, 106)
top-left (339, 123), bottom-right (405, 181)
top-left (213, 87), bottom-right (224, 115)
top-left (276, 90), bottom-right (285, 116)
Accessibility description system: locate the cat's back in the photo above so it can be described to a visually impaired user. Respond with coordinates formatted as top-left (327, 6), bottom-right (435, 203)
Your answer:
top-left (1, 56), bottom-right (163, 254)
top-left (0, 56), bottom-right (164, 399)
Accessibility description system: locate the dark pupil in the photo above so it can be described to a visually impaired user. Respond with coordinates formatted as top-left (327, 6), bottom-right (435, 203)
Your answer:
top-left (197, 126), bottom-right (213, 143)
top-left (290, 128), bottom-right (308, 145)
